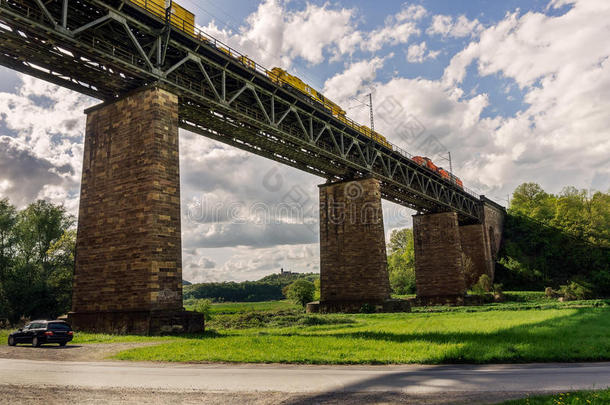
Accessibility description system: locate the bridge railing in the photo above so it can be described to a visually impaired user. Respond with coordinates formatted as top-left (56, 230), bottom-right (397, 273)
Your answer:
top-left (128, 0), bottom-right (480, 200)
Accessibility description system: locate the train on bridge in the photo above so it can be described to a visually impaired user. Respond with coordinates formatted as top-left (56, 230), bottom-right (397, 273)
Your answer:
top-left (130, 0), bottom-right (464, 189)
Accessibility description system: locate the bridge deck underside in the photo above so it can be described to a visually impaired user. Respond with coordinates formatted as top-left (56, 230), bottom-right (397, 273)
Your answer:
top-left (0, 0), bottom-right (483, 222)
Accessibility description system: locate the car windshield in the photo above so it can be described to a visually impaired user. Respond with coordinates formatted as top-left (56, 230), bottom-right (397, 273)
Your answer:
top-left (48, 323), bottom-right (71, 331)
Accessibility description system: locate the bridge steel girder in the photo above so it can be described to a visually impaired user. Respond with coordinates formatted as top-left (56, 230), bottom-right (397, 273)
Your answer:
top-left (0, 0), bottom-right (484, 222)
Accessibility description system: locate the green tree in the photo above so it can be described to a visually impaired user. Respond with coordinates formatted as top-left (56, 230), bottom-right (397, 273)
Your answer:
top-left (46, 230), bottom-right (76, 316)
top-left (510, 182), bottom-right (556, 222)
top-left (313, 278), bottom-right (320, 301)
top-left (0, 199), bottom-right (18, 318)
top-left (15, 200), bottom-right (73, 269)
top-left (590, 191), bottom-right (610, 246)
top-left (284, 279), bottom-right (315, 307)
top-left (0, 199), bottom-right (74, 322)
top-left (387, 228), bottom-right (416, 294)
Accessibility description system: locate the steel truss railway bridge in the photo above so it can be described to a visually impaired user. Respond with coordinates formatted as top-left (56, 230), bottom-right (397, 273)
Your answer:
top-left (0, 0), bottom-right (505, 332)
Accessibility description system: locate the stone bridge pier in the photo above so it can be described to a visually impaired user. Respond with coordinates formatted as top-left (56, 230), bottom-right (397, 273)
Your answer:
top-left (308, 177), bottom-right (410, 313)
top-left (413, 197), bottom-right (505, 305)
top-left (68, 86), bottom-right (203, 335)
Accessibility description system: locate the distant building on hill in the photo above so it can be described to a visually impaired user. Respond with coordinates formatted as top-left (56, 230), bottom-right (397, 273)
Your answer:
top-left (280, 268), bottom-right (293, 276)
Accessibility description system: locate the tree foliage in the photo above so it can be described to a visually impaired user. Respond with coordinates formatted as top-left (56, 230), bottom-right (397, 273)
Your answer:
top-left (510, 182), bottom-right (610, 246)
top-left (283, 279), bottom-right (315, 307)
top-left (184, 272), bottom-right (319, 302)
top-left (0, 199), bottom-right (74, 323)
top-left (387, 228), bottom-right (416, 295)
top-left (496, 183), bottom-right (610, 295)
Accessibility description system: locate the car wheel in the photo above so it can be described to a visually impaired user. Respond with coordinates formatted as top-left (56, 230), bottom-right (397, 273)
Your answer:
top-left (7, 336), bottom-right (15, 346)
top-left (59, 342), bottom-right (67, 347)
top-left (32, 336), bottom-right (41, 347)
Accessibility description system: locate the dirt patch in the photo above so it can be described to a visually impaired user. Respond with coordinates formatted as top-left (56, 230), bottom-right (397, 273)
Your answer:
top-left (0, 342), bottom-right (162, 362)
top-left (0, 384), bottom-right (534, 404)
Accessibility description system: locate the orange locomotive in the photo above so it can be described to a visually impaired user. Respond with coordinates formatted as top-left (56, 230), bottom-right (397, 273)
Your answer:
top-left (412, 156), bottom-right (463, 189)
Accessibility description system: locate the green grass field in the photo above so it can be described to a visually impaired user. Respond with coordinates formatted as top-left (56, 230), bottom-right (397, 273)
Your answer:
top-left (4, 294), bottom-right (610, 366)
top-left (113, 305), bottom-right (610, 364)
top-left (500, 389), bottom-right (610, 404)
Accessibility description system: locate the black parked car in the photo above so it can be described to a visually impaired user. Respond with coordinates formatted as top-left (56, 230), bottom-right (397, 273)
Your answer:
top-left (7, 320), bottom-right (73, 347)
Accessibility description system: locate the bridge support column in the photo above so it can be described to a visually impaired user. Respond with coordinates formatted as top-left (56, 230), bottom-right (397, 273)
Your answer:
top-left (459, 224), bottom-right (494, 287)
top-left (309, 177), bottom-right (409, 313)
top-left (68, 86), bottom-right (203, 335)
top-left (413, 212), bottom-right (466, 305)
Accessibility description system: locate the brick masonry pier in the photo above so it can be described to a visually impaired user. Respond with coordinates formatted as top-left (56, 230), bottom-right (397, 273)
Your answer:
top-left (413, 211), bottom-right (467, 305)
top-left (413, 199), bottom-right (505, 306)
top-left (68, 86), bottom-right (203, 334)
top-left (308, 177), bottom-right (410, 313)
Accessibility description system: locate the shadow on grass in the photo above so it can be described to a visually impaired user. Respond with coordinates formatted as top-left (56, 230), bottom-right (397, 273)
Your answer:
top-left (278, 309), bottom-right (610, 404)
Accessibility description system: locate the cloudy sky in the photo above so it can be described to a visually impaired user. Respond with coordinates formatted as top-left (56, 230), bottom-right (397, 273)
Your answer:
top-left (0, 0), bottom-right (608, 282)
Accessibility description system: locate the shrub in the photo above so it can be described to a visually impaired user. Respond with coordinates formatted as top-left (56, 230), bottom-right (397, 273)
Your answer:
top-left (194, 299), bottom-right (212, 321)
top-left (545, 287), bottom-right (556, 298)
top-left (462, 253), bottom-right (476, 288)
top-left (284, 280), bottom-right (315, 307)
top-left (388, 265), bottom-right (416, 294)
top-left (207, 309), bottom-right (356, 329)
top-left (478, 274), bottom-right (492, 292)
top-left (472, 274), bottom-right (492, 295)
top-left (558, 280), bottom-right (593, 301)
top-left (493, 283), bottom-right (505, 302)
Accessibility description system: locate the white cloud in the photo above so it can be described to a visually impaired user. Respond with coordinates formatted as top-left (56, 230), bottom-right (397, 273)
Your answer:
top-left (440, 0), bottom-right (610, 193)
top-left (362, 19), bottom-right (420, 53)
top-left (407, 42), bottom-right (441, 63)
top-left (200, 0), bottom-right (357, 68)
top-left (0, 77), bottom-right (94, 210)
top-left (323, 57), bottom-right (386, 101)
top-left (214, 244), bottom-right (319, 282)
top-left (396, 4), bottom-right (428, 22)
top-left (178, 129), bottom-right (322, 281)
top-left (201, 0), bottom-right (427, 67)
top-left (427, 14), bottom-right (483, 38)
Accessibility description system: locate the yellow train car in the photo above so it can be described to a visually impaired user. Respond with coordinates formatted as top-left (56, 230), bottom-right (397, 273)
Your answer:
top-left (218, 46), bottom-right (232, 56)
top-left (130, 1), bottom-right (195, 36)
top-left (358, 125), bottom-right (392, 149)
top-left (267, 67), bottom-right (393, 150)
top-left (169, 2), bottom-right (195, 36)
top-left (132, 0), bottom-right (166, 18)
top-left (267, 68), bottom-right (346, 117)
top-left (238, 55), bottom-right (256, 70)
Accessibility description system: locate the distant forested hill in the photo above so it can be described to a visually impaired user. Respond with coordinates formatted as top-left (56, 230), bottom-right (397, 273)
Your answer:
top-left (183, 272), bottom-right (319, 302)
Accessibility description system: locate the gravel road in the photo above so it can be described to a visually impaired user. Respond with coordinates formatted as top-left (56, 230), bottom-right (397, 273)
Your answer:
top-left (0, 344), bottom-right (607, 404)
top-left (0, 341), bottom-right (162, 362)
top-left (0, 384), bottom-right (533, 404)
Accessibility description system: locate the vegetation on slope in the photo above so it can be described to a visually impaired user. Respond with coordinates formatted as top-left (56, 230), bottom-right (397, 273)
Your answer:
top-left (496, 183), bottom-right (610, 294)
